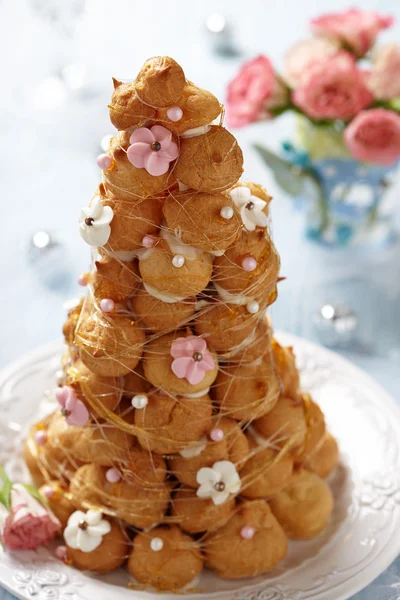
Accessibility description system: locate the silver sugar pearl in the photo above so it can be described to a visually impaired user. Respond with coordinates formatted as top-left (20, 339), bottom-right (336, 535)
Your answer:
top-left (314, 302), bottom-right (357, 348)
top-left (214, 481), bottom-right (225, 492)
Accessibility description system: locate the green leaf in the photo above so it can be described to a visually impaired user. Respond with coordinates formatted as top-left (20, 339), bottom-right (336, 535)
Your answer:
top-left (0, 466), bottom-right (10, 487)
top-left (388, 97), bottom-right (400, 112)
top-left (253, 144), bottom-right (307, 196)
top-left (0, 480), bottom-right (12, 511)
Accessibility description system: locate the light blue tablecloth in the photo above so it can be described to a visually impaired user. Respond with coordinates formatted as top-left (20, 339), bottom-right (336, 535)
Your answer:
top-left (1, 1), bottom-right (399, 598)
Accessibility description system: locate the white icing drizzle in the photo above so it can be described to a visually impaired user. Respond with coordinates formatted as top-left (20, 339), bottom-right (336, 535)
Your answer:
top-left (179, 437), bottom-right (207, 458)
top-left (135, 247), bottom-right (154, 261)
top-left (220, 328), bottom-right (258, 359)
top-left (209, 249), bottom-right (225, 257)
top-left (181, 123), bottom-right (212, 138)
top-left (143, 282), bottom-right (186, 304)
top-left (213, 282), bottom-right (252, 306)
top-left (194, 299), bottom-right (211, 311)
top-left (108, 249), bottom-right (138, 261)
top-left (247, 425), bottom-right (275, 449)
top-left (181, 387), bottom-right (210, 399)
top-left (160, 228), bottom-right (202, 260)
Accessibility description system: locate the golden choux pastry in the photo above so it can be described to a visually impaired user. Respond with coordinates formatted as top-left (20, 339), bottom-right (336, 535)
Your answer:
top-left (38, 481), bottom-right (75, 528)
top-left (132, 287), bottom-right (196, 332)
top-left (69, 463), bottom-right (106, 509)
top-left (213, 354), bottom-right (280, 421)
top-left (109, 78), bottom-right (156, 130)
top-left (305, 433), bottom-right (339, 479)
top-left (128, 526), bottom-right (203, 591)
top-left (225, 317), bottom-right (271, 364)
top-left (62, 298), bottom-right (84, 346)
top-left (122, 361), bottom-right (151, 397)
top-left (135, 56), bottom-right (186, 108)
top-left (103, 132), bottom-right (174, 200)
top-left (299, 394), bottom-right (326, 462)
top-left (47, 413), bottom-right (135, 467)
top-left (213, 230), bottom-right (280, 303)
top-left (134, 392), bottom-right (213, 455)
top-left (163, 189), bottom-right (241, 252)
top-left (24, 416), bottom-right (81, 485)
top-left (66, 517), bottom-right (128, 573)
top-left (194, 303), bottom-right (258, 353)
top-left (77, 312), bottom-right (145, 377)
top-left (272, 339), bottom-right (300, 397)
top-left (104, 194), bottom-right (163, 254)
top-left (253, 394), bottom-right (307, 456)
top-left (143, 330), bottom-right (218, 396)
top-left (174, 126), bottom-right (243, 192)
top-left (270, 469), bottom-right (334, 539)
top-left (70, 452), bottom-right (170, 529)
top-left (157, 81), bottom-right (221, 135)
top-left (171, 486), bottom-right (235, 533)
top-left (66, 359), bottom-right (122, 413)
top-left (204, 500), bottom-right (288, 579)
top-left (169, 416), bottom-right (249, 488)
top-left (107, 450), bottom-right (170, 528)
top-left (91, 254), bottom-right (139, 302)
top-left (138, 236), bottom-right (213, 299)
top-left (240, 436), bottom-right (294, 499)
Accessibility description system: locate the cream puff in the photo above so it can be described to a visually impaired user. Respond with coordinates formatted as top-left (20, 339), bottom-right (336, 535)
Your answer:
top-left (174, 126), bottom-right (243, 193)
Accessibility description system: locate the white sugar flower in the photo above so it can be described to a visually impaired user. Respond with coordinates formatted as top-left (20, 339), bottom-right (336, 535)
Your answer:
top-left (196, 460), bottom-right (241, 505)
top-left (79, 196), bottom-right (114, 246)
top-left (229, 186), bottom-right (268, 232)
top-left (64, 509), bottom-right (111, 553)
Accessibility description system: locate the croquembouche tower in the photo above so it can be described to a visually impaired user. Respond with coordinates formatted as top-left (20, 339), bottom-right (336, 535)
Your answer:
top-left (24, 57), bottom-right (339, 591)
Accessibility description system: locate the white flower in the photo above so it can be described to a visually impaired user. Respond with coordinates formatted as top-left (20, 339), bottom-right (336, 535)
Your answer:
top-left (79, 196), bottom-right (114, 246)
top-left (196, 460), bottom-right (241, 505)
top-left (64, 509), bottom-right (111, 553)
top-left (229, 186), bottom-right (268, 232)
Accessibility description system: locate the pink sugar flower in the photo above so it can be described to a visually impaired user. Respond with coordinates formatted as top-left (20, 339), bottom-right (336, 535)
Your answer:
top-left (127, 125), bottom-right (179, 176)
top-left (55, 386), bottom-right (89, 427)
top-left (171, 335), bottom-right (215, 385)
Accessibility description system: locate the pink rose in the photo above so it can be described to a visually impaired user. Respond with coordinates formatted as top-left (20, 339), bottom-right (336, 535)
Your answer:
top-left (0, 483), bottom-right (60, 550)
top-left (226, 55), bottom-right (288, 128)
top-left (283, 37), bottom-right (339, 88)
top-left (311, 9), bottom-right (394, 57)
top-left (367, 43), bottom-right (400, 100)
top-left (292, 51), bottom-right (373, 120)
top-left (344, 108), bottom-right (400, 165)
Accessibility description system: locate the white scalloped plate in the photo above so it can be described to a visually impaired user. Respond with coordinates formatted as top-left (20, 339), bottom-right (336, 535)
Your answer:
top-left (0, 333), bottom-right (400, 600)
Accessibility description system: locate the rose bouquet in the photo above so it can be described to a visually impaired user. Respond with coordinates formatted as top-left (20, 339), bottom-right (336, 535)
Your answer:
top-left (227, 8), bottom-right (400, 245)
